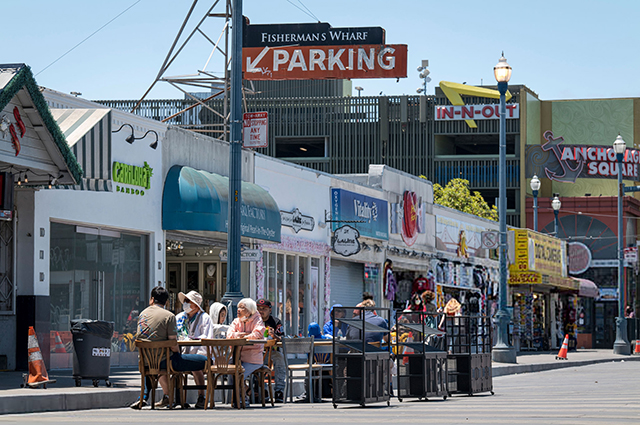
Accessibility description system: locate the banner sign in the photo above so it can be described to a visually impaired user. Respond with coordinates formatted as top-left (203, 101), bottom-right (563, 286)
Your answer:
top-left (508, 271), bottom-right (542, 285)
top-left (243, 21), bottom-right (385, 48)
top-left (243, 111), bottom-right (268, 148)
top-left (243, 44), bottom-right (407, 80)
top-left (331, 188), bottom-right (388, 240)
top-left (526, 130), bottom-right (640, 183)
top-left (435, 104), bottom-right (519, 121)
top-left (510, 229), bottom-right (567, 277)
top-left (436, 215), bottom-right (492, 259)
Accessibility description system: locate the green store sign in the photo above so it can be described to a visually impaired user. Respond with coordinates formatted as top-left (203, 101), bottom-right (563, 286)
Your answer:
top-left (113, 161), bottom-right (153, 196)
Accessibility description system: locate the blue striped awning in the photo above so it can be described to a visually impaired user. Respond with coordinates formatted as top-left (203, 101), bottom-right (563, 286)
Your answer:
top-left (50, 108), bottom-right (111, 191)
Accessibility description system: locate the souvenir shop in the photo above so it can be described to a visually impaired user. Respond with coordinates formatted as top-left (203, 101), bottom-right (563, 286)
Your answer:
top-left (432, 206), bottom-right (500, 317)
top-left (508, 229), bottom-right (578, 351)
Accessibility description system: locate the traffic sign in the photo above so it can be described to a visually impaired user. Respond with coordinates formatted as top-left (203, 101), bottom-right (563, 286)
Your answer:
top-left (481, 231), bottom-right (499, 249)
top-left (243, 112), bottom-right (268, 148)
top-left (623, 185), bottom-right (640, 193)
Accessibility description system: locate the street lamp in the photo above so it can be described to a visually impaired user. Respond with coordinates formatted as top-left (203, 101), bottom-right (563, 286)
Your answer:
top-left (355, 86), bottom-right (364, 97)
top-left (551, 195), bottom-right (561, 235)
top-left (492, 52), bottom-right (516, 363)
top-left (531, 175), bottom-right (541, 231)
top-left (613, 134), bottom-right (631, 355)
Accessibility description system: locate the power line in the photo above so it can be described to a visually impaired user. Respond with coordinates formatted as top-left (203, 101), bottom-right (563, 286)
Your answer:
top-left (285, 0), bottom-right (317, 22)
top-left (36, 0), bottom-right (142, 77)
top-left (296, 0), bottom-right (320, 22)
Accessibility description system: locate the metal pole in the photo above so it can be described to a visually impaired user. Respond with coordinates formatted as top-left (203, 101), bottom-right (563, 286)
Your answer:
top-left (533, 190), bottom-right (538, 232)
top-left (492, 81), bottom-right (516, 363)
top-left (613, 153), bottom-right (630, 354)
top-left (554, 209), bottom-right (559, 236)
top-left (222, 0), bottom-right (244, 313)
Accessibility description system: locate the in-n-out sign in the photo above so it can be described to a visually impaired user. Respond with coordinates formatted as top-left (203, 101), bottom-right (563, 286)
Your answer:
top-left (243, 44), bottom-right (407, 80)
top-left (435, 104), bottom-right (519, 121)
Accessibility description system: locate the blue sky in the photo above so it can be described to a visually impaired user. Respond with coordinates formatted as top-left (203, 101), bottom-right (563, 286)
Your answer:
top-left (3, 0), bottom-right (639, 101)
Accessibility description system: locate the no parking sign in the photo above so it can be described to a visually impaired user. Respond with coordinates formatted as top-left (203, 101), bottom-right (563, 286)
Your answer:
top-left (243, 111), bottom-right (268, 148)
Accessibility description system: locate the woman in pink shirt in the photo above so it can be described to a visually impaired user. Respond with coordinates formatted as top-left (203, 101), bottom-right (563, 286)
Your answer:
top-left (227, 298), bottom-right (266, 380)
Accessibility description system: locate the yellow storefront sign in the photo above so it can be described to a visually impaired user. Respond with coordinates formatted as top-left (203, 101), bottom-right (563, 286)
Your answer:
top-left (508, 271), bottom-right (542, 285)
top-left (510, 229), bottom-right (566, 277)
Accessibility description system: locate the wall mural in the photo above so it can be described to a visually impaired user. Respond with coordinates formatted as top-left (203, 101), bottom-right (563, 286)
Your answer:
top-left (540, 214), bottom-right (616, 260)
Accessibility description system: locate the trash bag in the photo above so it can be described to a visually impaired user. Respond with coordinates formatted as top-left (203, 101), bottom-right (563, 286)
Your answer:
top-left (70, 320), bottom-right (114, 339)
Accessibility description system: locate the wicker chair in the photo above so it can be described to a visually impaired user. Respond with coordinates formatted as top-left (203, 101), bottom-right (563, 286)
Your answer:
top-left (135, 340), bottom-right (183, 409)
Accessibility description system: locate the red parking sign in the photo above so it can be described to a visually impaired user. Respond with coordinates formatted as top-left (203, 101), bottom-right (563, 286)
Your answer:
top-left (243, 112), bottom-right (268, 148)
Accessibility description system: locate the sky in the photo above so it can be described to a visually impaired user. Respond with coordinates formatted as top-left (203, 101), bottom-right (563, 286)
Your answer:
top-left (3, 0), bottom-right (640, 102)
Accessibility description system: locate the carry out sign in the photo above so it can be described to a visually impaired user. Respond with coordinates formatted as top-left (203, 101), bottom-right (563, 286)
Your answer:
top-left (243, 44), bottom-right (407, 80)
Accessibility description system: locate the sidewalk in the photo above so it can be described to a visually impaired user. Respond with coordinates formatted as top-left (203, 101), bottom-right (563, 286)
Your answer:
top-left (1, 350), bottom-right (638, 415)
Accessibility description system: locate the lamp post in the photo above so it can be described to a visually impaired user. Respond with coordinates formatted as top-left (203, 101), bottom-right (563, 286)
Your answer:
top-left (551, 195), bottom-right (561, 235)
top-left (355, 86), bottom-right (364, 97)
top-left (222, 0), bottom-right (245, 314)
top-left (613, 134), bottom-right (631, 355)
top-left (492, 52), bottom-right (516, 363)
top-left (531, 175), bottom-right (540, 232)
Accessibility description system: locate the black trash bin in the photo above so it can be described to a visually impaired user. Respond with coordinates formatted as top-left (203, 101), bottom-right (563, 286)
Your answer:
top-left (71, 319), bottom-right (114, 387)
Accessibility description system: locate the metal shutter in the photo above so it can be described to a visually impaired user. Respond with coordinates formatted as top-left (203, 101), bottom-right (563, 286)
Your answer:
top-left (329, 259), bottom-right (364, 308)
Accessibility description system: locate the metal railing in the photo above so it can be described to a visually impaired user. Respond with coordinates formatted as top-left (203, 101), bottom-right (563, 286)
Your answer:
top-left (433, 156), bottom-right (520, 189)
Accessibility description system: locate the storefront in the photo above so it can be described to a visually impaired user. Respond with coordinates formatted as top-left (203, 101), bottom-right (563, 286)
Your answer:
top-left (161, 163), bottom-right (281, 312)
top-left (433, 205), bottom-right (499, 317)
top-left (0, 65), bottom-right (85, 371)
top-left (254, 155), bottom-right (331, 336)
top-left (328, 177), bottom-right (388, 311)
top-left (508, 229), bottom-right (578, 351)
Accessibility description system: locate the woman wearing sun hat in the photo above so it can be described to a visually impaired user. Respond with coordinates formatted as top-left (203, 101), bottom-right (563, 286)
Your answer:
top-left (175, 290), bottom-right (213, 408)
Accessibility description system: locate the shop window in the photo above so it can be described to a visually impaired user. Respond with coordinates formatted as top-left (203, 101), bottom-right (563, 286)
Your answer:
top-left (49, 222), bottom-right (148, 354)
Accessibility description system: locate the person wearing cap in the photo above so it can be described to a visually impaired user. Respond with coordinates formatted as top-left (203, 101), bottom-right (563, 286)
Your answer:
top-left (256, 298), bottom-right (285, 402)
top-left (323, 304), bottom-right (347, 338)
top-left (174, 290), bottom-right (213, 409)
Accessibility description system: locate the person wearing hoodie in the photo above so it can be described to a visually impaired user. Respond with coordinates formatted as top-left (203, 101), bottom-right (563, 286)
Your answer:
top-left (209, 301), bottom-right (229, 338)
top-left (346, 299), bottom-right (388, 343)
top-left (174, 291), bottom-right (212, 409)
top-left (308, 322), bottom-right (330, 340)
top-left (323, 304), bottom-right (347, 338)
top-left (226, 298), bottom-right (266, 380)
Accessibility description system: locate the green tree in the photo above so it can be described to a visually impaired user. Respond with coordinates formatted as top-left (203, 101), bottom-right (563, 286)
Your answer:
top-left (422, 177), bottom-right (498, 221)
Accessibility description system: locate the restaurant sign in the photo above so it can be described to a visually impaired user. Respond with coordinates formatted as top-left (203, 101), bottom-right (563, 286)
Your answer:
top-left (113, 161), bottom-right (153, 196)
top-left (331, 188), bottom-right (388, 240)
top-left (435, 104), bottom-right (519, 121)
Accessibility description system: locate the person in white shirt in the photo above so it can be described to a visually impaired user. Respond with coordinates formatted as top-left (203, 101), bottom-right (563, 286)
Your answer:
top-left (175, 291), bottom-right (213, 409)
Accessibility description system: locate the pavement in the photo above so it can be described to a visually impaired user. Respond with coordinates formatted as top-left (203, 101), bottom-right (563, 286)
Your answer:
top-left (1, 349), bottom-right (638, 416)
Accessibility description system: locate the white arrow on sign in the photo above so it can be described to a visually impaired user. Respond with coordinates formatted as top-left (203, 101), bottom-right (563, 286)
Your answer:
top-left (246, 46), bottom-right (270, 73)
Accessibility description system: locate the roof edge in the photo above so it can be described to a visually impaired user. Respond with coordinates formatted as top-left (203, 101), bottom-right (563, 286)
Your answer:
top-left (0, 65), bottom-right (83, 183)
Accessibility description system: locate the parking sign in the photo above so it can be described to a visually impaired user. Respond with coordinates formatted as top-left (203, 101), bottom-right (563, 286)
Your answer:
top-left (243, 111), bottom-right (268, 148)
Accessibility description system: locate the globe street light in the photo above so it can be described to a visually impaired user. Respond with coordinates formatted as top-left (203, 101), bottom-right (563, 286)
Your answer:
top-left (416, 60), bottom-right (430, 94)
top-left (613, 134), bottom-right (631, 355)
top-left (551, 195), bottom-right (561, 235)
top-left (492, 52), bottom-right (516, 363)
top-left (531, 175), bottom-right (541, 231)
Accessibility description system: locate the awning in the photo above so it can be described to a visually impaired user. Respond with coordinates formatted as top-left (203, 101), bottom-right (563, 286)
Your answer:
top-left (508, 271), bottom-right (579, 291)
top-left (50, 108), bottom-right (112, 191)
top-left (575, 278), bottom-right (599, 298)
top-left (163, 165), bottom-right (281, 243)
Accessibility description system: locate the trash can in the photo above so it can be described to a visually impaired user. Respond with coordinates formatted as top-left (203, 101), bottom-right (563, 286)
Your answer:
top-left (71, 319), bottom-right (114, 387)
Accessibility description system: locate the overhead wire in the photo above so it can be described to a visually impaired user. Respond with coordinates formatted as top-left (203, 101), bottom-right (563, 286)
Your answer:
top-left (36, 0), bottom-right (142, 77)
top-left (285, 0), bottom-right (317, 22)
top-left (295, 0), bottom-right (320, 22)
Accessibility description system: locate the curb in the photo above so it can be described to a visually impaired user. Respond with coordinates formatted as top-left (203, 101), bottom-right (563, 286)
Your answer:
top-left (492, 355), bottom-right (640, 377)
top-left (2, 356), bottom-right (639, 415)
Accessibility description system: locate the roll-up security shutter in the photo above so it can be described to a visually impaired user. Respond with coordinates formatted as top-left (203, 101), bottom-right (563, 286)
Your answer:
top-left (330, 259), bottom-right (364, 308)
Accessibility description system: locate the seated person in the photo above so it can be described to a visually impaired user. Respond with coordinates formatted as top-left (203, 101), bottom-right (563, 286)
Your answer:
top-left (308, 322), bottom-right (331, 340)
top-left (323, 304), bottom-right (347, 338)
top-left (131, 286), bottom-right (208, 409)
top-left (175, 290), bottom-right (212, 409)
top-left (227, 298), bottom-right (266, 403)
top-left (209, 301), bottom-right (230, 338)
top-left (346, 299), bottom-right (389, 344)
top-left (256, 298), bottom-right (285, 403)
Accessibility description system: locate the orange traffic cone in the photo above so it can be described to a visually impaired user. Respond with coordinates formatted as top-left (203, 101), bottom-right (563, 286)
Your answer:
top-left (53, 331), bottom-right (66, 353)
top-left (633, 340), bottom-right (640, 355)
top-left (556, 334), bottom-right (569, 360)
top-left (25, 327), bottom-right (55, 388)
